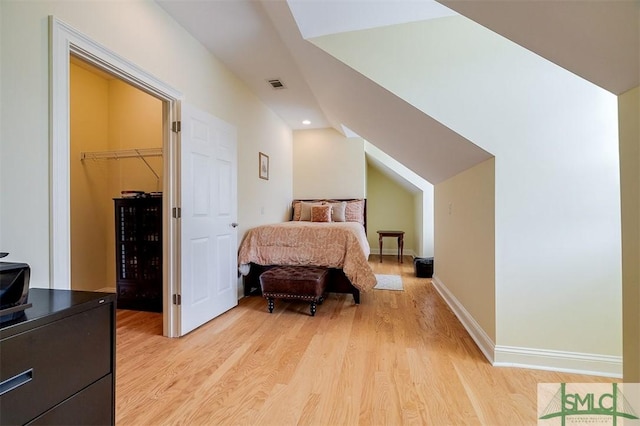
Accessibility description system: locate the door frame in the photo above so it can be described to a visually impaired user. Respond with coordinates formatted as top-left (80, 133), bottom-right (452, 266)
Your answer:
top-left (50, 16), bottom-right (182, 337)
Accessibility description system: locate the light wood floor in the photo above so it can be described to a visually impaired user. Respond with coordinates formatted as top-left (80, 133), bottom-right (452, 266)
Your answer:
top-left (115, 257), bottom-right (611, 425)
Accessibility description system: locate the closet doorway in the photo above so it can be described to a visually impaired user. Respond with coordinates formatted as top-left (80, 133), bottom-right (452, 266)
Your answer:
top-left (52, 17), bottom-right (239, 338)
top-left (69, 56), bottom-right (165, 328)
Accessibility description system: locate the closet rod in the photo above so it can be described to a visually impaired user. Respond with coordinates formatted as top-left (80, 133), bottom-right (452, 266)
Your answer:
top-left (80, 147), bottom-right (163, 161)
top-left (81, 147), bottom-right (162, 182)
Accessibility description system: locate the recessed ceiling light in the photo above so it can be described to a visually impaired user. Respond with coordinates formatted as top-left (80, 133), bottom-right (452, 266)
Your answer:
top-left (302, 120), bottom-right (311, 125)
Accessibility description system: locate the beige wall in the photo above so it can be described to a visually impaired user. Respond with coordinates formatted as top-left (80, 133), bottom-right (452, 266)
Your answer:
top-left (293, 128), bottom-right (365, 199)
top-left (236, 98), bottom-right (293, 228)
top-left (619, 86), bottom-right (640, 382)
top-left (0, 0), bottom-right (292, 288)
top-left (314, 15), bottom-right (622, 370)
top-left (434, 158), bottom-right (496, 342)
top-left (366, 163), bottom-right (416, 256)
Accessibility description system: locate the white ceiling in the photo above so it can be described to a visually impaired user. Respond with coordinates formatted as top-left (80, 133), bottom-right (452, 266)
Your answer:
top-left (156, 0), bottom-right (638, 183)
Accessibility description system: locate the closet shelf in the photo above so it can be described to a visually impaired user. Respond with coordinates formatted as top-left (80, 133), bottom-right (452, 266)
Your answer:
top-left (80, 147), bottom-right (162, 161)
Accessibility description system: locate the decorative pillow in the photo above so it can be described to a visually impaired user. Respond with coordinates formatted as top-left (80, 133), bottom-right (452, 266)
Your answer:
top-left (292, 201), bottom-right (302, 221)
top-left (311, 205), bottom-right (332, 222)
top-left (345, 199), bottom-right (365, 225)
top-left (299, 201), bottom-right (324, 221)
top-left (328, 201), bottom-right (347, 222)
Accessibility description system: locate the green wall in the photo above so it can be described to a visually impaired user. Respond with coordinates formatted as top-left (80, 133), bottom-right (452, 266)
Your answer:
top-left (366, 163), bottom-right (416, 257)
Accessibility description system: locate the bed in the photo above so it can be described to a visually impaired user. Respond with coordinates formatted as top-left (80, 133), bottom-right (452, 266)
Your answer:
top-left (238, 199), bottom-right (376, 304)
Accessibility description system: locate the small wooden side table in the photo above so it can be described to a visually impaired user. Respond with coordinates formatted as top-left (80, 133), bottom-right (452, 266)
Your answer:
top-left (377, 230), bottom-right (404, 263)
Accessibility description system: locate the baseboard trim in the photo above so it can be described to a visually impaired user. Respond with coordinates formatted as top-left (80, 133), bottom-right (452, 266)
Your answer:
top-left (95, 287), bottom-right (116, 293)
top-left (494, 346), bottom-right (623, 378)
top-left (372, 248), bottom-right (416, 258)
top-left (430, 275), bottom-right (622, 378)
top-left (431, 275), bottom-right (495, 364)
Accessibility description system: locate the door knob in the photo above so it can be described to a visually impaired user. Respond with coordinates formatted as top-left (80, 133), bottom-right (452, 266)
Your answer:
top-left (231, 222), bottom-right (239, 228)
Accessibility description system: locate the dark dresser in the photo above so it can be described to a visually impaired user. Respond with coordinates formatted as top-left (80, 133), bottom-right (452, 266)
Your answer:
top-left (0, 289), bottom-right (116, 425)
top-left (114, 197), bottom-right (162, 312)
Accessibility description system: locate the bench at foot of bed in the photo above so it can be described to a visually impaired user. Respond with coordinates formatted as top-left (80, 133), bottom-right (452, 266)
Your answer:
top-left (259, 266), bottom-right (328, 316)
top-left (245, 263), bottom-right (360, 305)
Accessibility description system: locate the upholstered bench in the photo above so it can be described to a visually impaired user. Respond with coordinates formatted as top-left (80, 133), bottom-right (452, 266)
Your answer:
top-left (259, 266), bottom-right (328, 316)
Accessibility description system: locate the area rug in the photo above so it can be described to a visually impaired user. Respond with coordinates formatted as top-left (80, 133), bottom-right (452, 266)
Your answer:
top-left (374, 274), bottom-right (403, 291)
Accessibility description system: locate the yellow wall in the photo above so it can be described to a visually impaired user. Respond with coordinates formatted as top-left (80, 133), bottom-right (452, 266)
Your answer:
top-left (70, 63), bottom-right (111, 291)
top-left (434, 158), bottom-right (496, 342)
top-left (366, 163), bottom-right (416, 256)
top-left (107, 79), bottom-right (163, 195)
top-left (105, 80), bottom-right (163, 292)
top-left (70, 63), bottom-right (163, 291)
top-left (364, 141), bottom-right (434, 257)
top-left (619, 86), bottom-right (640, 382)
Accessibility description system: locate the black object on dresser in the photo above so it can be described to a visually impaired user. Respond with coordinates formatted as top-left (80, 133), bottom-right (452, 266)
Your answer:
top-left (0, 289), bottom-right (116, 425)
top-left (114, 197), bottom-right (162, 312)
top-left (0, 261), bottom-right (31, 323)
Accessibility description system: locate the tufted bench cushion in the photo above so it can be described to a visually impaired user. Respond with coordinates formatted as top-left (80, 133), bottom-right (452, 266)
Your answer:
top-left (259, 266), bottom-right (328, 316)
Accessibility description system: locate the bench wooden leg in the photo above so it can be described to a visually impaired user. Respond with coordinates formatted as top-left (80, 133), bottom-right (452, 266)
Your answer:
top-left (310, 302), bottom-right (317, 316)
top-left (267, 298), bottom-right (274, 313)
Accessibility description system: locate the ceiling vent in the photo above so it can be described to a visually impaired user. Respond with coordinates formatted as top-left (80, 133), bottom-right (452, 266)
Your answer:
top-left (267, 79), bottom-right (286, 89)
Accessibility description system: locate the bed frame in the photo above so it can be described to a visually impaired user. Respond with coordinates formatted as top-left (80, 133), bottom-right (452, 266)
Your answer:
top-left (242, 198), bottom-right (366, 304)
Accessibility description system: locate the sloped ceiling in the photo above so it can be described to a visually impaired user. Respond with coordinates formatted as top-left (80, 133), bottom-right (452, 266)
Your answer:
top-left (158, 0), bottom-right (492, 183)
top-left (286, 0), bottom-right (639, 95)
top-left (156, 0), bottom-right (331, 129)
top-left (157, 0), bottom-right (639, 184)
top-left (437, 0), bottom-right (639, 96)
top-left (265, 1), bottom-right (493, 184)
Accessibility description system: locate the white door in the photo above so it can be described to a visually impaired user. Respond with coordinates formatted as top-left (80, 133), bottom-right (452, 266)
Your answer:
top-left (179, 103), bottom-right (238, 335)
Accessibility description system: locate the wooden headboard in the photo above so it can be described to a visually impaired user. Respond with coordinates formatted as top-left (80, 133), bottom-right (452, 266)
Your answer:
top-left (291, 198), bottom-right (367, 234)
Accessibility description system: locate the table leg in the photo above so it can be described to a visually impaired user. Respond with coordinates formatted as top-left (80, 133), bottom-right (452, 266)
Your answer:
top-left (399, 235), bottom-right (404, 263)
top-left (379, 235), bottom-right (383, 263)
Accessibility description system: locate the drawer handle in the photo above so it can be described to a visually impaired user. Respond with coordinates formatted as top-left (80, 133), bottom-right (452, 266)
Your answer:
top-left (0, 368), bottom-right (33, 396)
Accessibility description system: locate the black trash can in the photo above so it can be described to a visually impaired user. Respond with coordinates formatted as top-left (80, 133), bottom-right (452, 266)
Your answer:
top-left (413, 257), bottom-right (434, 278)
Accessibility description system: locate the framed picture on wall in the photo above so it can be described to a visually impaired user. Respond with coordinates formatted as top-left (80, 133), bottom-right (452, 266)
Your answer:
top-left (259, 152), bottom-right (269, 180)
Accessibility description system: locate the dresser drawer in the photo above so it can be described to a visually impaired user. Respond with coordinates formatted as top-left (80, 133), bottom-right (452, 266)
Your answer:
top-left (27, 374), bottom-right (113, 425)
top-left (0, 304), bottom-right (112, 425)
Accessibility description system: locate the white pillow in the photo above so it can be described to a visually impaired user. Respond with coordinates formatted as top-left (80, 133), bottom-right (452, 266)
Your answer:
top-left (299, 201), bottom-right (324, 221)
top-left (328, 201), bottom-right (347, 222)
